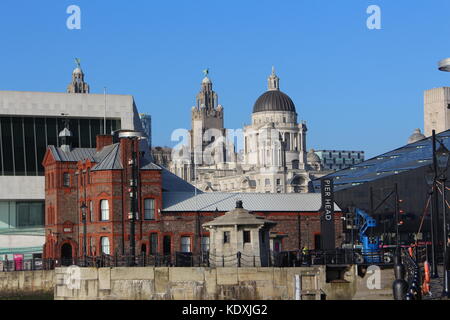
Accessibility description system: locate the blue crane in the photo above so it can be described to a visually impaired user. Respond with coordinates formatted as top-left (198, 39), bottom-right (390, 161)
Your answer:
top-left (354, 208), bottom-right (382, 263)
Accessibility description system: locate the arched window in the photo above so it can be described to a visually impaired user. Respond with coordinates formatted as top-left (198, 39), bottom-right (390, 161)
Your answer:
top-left (101, 237), bottom-right (110, 255)
top-left (100, 200), bottom-right (109, 221)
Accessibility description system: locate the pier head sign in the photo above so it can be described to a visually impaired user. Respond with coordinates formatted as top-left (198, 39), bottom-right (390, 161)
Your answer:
top-left (320, 178), bottom-right (335, 250)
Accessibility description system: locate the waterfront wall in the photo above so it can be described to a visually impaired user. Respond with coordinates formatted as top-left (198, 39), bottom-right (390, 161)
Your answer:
top-left (0, 265), bottom-right (394, 300)
top-left (54, 267), bottom-right (326, 300)
top-left (0, 270), bottom-right (54, 298)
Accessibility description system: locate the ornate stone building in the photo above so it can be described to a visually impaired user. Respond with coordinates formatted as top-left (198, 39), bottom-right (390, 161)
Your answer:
top-left (169, 68), bottom-right (331, 193)
top-left (67, 59), bottom-right (90, 94)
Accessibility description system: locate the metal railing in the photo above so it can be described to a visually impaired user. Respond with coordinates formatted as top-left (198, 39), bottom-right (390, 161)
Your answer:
top-left (0, 248), bottom-right (398, 272)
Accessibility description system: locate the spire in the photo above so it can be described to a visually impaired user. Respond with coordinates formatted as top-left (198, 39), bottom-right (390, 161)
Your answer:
top-left (196, 68), bottom-right (217, 110)
top-left (268, 66), bottom-right (279, 91)
top-left (67, 58), bottom-right (90, 94)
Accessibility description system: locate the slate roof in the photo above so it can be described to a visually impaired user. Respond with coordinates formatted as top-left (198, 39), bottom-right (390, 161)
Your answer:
top-left (314, 129), bottom-right (450, 192)
top-left (91, 144), bottom-right (123, 171)
top-left (48, 143), bottom-right (198, 193)
top-left (203, 206), bottom-right (276, 227)
top-left (162, 192), bottom-right (341, 212)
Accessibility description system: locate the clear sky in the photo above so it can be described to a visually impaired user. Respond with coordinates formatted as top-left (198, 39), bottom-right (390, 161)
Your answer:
top-left (1, 0), bottom-right (450, 159)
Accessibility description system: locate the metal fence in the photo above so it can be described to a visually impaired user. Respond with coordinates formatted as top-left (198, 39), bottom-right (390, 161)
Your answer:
top-left (0, 248), bottom-right (398, 271)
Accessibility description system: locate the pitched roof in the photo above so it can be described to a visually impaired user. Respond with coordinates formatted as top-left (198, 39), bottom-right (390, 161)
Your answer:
top-left (49, 143), bottom-right (161, 171)
top-left (203, 206), bottom-right (276, 227)
top-left (162, 192), bottom-right (341, 212)
top-left (91, 144), bottom-right (123, 171)
top-left (48, 145), bottom-right (97, 162)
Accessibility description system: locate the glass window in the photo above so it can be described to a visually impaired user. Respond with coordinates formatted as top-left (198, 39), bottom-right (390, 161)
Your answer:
top-left (90, 119), bottom-right (101, 148)
top-left (150, 233), bottom-right (158, 255)
top-left (12, 117), bottom-right (25, 176)
top-left (16, 202), bottom-right (44, 228)
top-left (79, 119), bottom-right (91, 147)
top-left (144, 199), bottom-right (155, 220)
top-left (100, 200), bottom-right (109, 221)
top-left (23, 117), bottom-right (37, 176)
top-left (35, 118), bottom-right (46, 175)
top-left (0, 202), bottom-right (10, 229)
top-left (243, 230), bottom-right (251, 243)
top-left (89, 201), bottom-right (93, 222)
top-left (46, 118), bottom-right (57, 148)
top-left (0, 117), bottom-right (13, 175)
top-left (181, 236), bottom-right (191, 253)
top-left (265, 179), bottom-right (270, 186)
top-left (63, 173), bottom-right (70, 187)
top-left (90, 237), bottom-right (96, 255)
top-left (101, 237), bottom-right (110, 255)
top-left (223, 231), bottom-right (230, 243)
top-left (201, 236), bottom-right (209, 252)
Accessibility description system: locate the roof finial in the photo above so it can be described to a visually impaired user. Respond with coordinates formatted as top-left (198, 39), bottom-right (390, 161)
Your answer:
top-left (75, 58), bottom-right (81, 68)
top-left (268, 66), bottom-right (279, 91)
top-left (203, 68), bottom-right (209, 77)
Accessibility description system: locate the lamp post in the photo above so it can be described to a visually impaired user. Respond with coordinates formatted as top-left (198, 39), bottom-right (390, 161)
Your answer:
top-left (426, 166), bottom-right (439, 278)
top-left (80, 202), bottom-right (87, 266)
top-left (436, 142), bottom-right (450, 297)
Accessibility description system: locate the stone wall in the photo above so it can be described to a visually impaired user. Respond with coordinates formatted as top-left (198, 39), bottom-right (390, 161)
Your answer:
top-left (0, 265), bottom-right (394, 300)
top-left (0, 270), bottom-right (54, 298)
top-left (54, 267), bottom-right (325, 300)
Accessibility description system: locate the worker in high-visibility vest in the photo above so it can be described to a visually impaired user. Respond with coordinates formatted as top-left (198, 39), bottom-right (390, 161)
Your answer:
top-left (302, 246), bottom-right (310, 266)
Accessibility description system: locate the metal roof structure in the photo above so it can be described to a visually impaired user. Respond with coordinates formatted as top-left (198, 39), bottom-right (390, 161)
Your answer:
top-left (162, 192), bottom-right (341, 212)
top-left (314, 129), bottom-right (450, 192)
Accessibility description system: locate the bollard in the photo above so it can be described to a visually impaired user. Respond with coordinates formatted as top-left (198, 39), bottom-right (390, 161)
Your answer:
top-left (393, 279), bottom-right (409, 300)
top-left (394, 262), bottom-right (406, 280)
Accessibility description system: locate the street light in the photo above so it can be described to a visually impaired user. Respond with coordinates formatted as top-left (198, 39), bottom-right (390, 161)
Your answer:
top-left (426, 166), bottom-right (439, 278)
top-left (80, 202), bottom-right (88, 266)
top-left (436, 142), bottom-right (450, 297)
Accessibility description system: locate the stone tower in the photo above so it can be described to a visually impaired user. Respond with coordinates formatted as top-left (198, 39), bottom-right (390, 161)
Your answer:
top-left (190, 69), bottom-right (225, 166)
top-left (67, 58), bottom-right (90, 94)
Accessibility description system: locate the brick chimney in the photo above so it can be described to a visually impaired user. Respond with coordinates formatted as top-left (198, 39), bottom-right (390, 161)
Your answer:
top-left (96, 134), bottom-right (113, 151)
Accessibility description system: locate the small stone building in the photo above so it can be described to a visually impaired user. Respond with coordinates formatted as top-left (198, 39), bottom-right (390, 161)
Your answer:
top-left (203, 200), bottom-right (276, 267)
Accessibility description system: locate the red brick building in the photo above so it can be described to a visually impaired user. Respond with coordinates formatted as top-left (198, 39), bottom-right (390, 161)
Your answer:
top-left (42, 130), bottom-right (343, 262)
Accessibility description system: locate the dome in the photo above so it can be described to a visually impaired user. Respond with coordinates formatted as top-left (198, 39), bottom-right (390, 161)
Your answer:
top-left (73, 67), bottom-right (82, 75)
top-left (307, 149), bottom-right (320, 163)
top-left (407, 128), bottom-right (426, 144)
top-left (202, 76), bottom-right (211, 84)
top-left (252, 90), bottom-right (296, 113)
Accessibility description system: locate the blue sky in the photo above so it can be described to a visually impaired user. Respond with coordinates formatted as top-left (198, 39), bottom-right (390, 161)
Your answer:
top-left (1, 1), bottom-right (450, 159)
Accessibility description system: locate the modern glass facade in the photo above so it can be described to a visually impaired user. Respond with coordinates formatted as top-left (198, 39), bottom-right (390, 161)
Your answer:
top-left (0, 116), bottom-right (121, 176)
top-left (0, 201), bottom-right (45, 229)
top-left (315, 150), bottom-right (365, 171)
